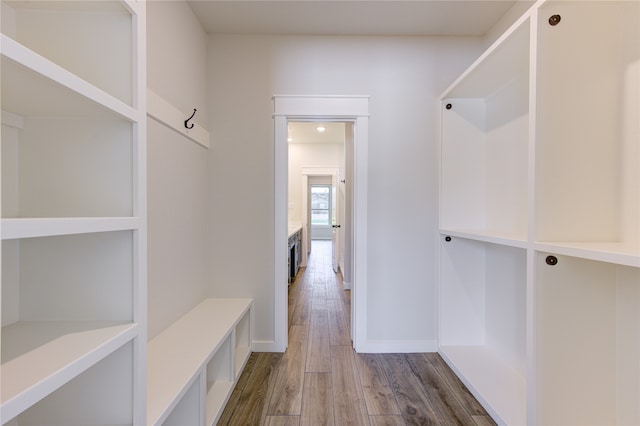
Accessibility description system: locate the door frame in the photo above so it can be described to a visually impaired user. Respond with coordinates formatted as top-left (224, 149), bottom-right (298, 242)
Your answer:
top-left (273, 95), bottom-right (369, 352)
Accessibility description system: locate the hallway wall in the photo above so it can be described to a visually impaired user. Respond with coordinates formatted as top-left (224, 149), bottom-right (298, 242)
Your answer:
top-left (146, 1), bottom-right (209, 339)
top-left (206, 34), bottom-right (484, 349)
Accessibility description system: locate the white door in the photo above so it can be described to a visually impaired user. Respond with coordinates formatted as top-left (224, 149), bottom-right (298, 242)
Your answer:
top-left (310, 184), bottom-right (332, 240)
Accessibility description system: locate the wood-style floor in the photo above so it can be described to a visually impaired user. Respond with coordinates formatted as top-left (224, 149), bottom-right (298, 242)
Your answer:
top-left (219, 240), bottom-right (496, 425)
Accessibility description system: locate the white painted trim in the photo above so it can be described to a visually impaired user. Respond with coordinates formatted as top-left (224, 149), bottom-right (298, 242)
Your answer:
top-left (357, 340), bottom-right (438, 354)
top-left (1, 217), bottom-right (141, 240)
top-left (274, 95), bottom-right (369, 353)
top-left (352, 115), bottom-right (368, 352)
top-left (301, 174), bottom-right (310, 265)
top-left (301, 166), bottom-right (340, 176)
top-left (147, 89), bottom-right (210, 148)
top-left (273, 95), bottom-right (370, 117)
top-left (132, 6), bottom-right (147, 425)
top-left (251, 340), bottom-right (279, 352)
top-left (273, 115), bottom-right (289, 353)
top-left (1, 110), bottom-right (24, 129)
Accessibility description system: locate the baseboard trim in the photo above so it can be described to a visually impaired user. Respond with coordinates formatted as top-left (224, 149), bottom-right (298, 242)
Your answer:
top-left (355, 339), bottom-right (438, 354)
top-left (253, 339), bottom-right (437, 354)
top-left (251, 340), bottom-right (285, 353)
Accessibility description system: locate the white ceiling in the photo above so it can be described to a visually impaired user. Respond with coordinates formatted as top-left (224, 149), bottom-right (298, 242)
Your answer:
top-left (288, 122), bottom-right (345, 144)
top-left (188, 1), bottom-right (519, 37)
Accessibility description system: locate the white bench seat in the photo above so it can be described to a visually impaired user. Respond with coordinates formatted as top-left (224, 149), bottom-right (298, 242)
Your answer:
top-left (147, 298), bottom-right (252, 425)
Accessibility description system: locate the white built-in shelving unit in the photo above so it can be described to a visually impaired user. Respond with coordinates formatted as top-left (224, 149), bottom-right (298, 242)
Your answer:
top-left (147, 298), bottom-right (252, 426)
top-left (439, 1), bottom-right (639, 424)
top-left (1, 1), bottom-right (147, 424)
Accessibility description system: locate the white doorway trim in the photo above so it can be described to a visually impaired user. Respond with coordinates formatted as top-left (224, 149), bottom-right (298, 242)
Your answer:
top-left (273, 95), bottom-right (369, 352)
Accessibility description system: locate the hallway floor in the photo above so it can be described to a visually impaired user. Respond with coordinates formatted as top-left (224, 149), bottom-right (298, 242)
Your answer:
top-left (219, 240), bottom-right (495, 425)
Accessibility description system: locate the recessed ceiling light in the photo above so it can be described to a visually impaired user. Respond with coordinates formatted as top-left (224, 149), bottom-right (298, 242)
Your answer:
top-left (316, 126), bottom-right (326, 133)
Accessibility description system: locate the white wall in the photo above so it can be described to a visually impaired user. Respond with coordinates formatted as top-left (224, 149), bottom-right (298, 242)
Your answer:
top-left (146, 1), bottom-right (209, 339)
top-left (288, 143), bottom-right (342, 224)
top-left (207, 34), bottom-right (483, 348)
top-left (147, 2), bottom-right (209, 123)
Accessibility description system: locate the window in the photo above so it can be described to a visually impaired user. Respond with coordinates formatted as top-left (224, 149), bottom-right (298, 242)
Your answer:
top-left (311, 185), bottom-right (331, 226)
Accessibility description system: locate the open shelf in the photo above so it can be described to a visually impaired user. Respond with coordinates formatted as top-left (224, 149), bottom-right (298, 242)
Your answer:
top-left (1, 217), bottom-right (142, 240)
top-left (439, 18), bottom-right (530, 241)
top-left (534, 0), bottom-right (639, 250)
top-left (234, 307), bottom-right (252, 379)
top-left (440, 228), bottom-right (528, 249)
top-left (1, 53), bottom-right (136, 220)
top-left (1, 231), bottom-right (138, 422)
top-left (205, 337), bottom-right (233, 426)
top-left (535, 241), bottom-right (640, 268)
top-left (2, 232), bottom-right (134, 322)
top-left (2, 331), bottom-right (137, 424)
top-left (1, 0), bottom-right (134, 106)
top-left (439, 236), bottom-right (527, 425)
top-left (162, 377), bottom-right (203, 426)
top-left (1, 36), bottom-right (137, 121)
top-left (205, 381), bottom-right (233, 426)
top-left (441, 14), bottom-right (531, 100)
top-left (439, 345), bottom-right (526, 426)
top-left (535, 253), bottom-right (640, 425)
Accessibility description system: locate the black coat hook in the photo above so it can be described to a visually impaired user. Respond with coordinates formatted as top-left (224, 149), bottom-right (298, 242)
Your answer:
top-left (185, 109), bottom-right (197, 129)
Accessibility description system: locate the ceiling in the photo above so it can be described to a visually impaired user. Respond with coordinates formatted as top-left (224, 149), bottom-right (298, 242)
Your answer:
top-left (188, 1), bottom-right (519, 37)
top-left (288, 122), bottom-right (346, 144)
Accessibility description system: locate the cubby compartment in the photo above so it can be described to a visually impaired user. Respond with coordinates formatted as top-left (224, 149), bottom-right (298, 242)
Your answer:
top-left (439, 18), bottom-right (530, 243)
top-left (1, 58), bottom-right (136, 220)
top-left (1, 231), bottom-right (137, 422)
top-left (535, 253), bottom-right (640, 425)
top-left (1, 0), bottom-right (134, 105)
top-left (147, 299), bottom-right (253, 426)
top-left (205, 337), bottom-right (233, 426)
top-left (439, 236), bottom-right (527, 425)
top-left (3, 339), bottom-right (137, 425)
top-left (234, 309), bottom-right (252, 379)
top-left (162, 376), bottom-right (203, 426)
top-left (535, 1), bottom-right (640, 258)
top-left (2, 231), bottom-right (134, 323)
top-left (1, 116), bottom-right (133, 219)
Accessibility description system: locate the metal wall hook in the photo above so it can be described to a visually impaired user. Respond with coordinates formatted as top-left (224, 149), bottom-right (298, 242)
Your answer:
top-left (185, 108), bottom-right (197, 129)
